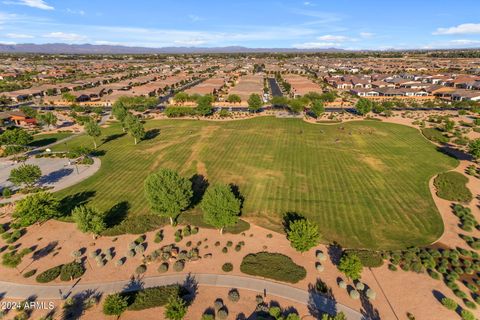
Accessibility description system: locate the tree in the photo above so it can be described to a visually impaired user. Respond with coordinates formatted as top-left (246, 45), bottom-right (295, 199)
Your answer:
top-left (0, 128), bottom-right (33, 147)
top-left (103, 293), bottom-right (128, 317)
top-left (200, 184), bottom-right (241, 234)
top-left (71, 205), bottom-right (106, 238)
top-left (310, 100), bottom-right (325, 118)
top-left (355, 98), bottom-right (372, 116)
top-left (444, 119), bottom-right (455, 132)
top-left (144, 168), bottom-right (193, 225)
top-left (247, 93), bottom-right (263, 112)
top-left (38, 112), bottom-right (58, 130)
top-left (112, 103), bottom-right (129, 132)
top-left (125, 114), bottom-right (145, 145)
top-left (441, 297), bottom-right (457, 311)
top-left (13, 192), bottom-right (60, 226)
top-left (287, 219), bottom-right (320, 252)
top-left (196, 95), bottom-right (214, 116)
top-left (321, 312), bottom-right (347, 320)
top-left (19, 106), bottom-right (37, 118)
top-left (289, 98), bottom-right (307, 113)
top-left (62, 92), bottom-right (76, 103)
top-left (271, 96), bottom-right (289, 106)
top-left (226, 94), bottom-right (241, 104)
top-left (338, 252), bottom-right (363, 280)
top-left (164, 295), bottom-right (187, 320)
top-left (468, 139), bottom-right (480, 159)
top-left (9, 164), bottom-right (41, 189)
top-left (84, 118), bottom-right (101, 149)
top-left (173, 92), bottom-right (189, 104)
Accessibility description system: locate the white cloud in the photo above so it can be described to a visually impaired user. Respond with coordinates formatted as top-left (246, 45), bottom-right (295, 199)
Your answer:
top-left (317, 35), bottom-right (348, 42)
top-left (3, 0), bottom-right (54, 10)
top-left (5, 33), bottom-right (33, 38)
top-left (188, 14), bottom-right (202, 22)
top-left (360, 32), bottom-right (374, 38)
top-left (43, 32), bottom-right (87, 42)
top-left (422, 39), bottom-right (480, 49)
top-left (433, 23), bottom-right (480, 35)
top-left (66, 8), bottom-right (85, 16)
top-left (173, 39), bottom-right (207, 46)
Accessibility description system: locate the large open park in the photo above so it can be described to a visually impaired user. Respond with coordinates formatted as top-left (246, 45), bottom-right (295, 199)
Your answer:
top-left (51, 117), bottom-right (457, 249)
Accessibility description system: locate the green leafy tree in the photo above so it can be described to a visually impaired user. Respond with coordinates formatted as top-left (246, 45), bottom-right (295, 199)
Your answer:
top-left (19, 106), bottom-right (37, 118)
top-left (112, 103), bottom-right (129, 132)
top-left (200, 184), bottom-right (241, 234)
top-left (125, 114), bottom-right (145, 145)
top-left (144, 168), bottom-right (193, 225)
top-left (227, 94), bottom-right (241, 104)
top-left (62, 92), bottom-right (76, 103)
top-left (355, 98), bottom-right (372, 116)
top-left (441, 297), bottom-right (457, 311)
top-left (13, 192), bottom-right (60, 226)
top-left (247, 93), bottom-right (263, 112)
top-left (289, 98), bottom-right (307, 113)
top-left (468, 139), bottom-right (480, 159)
top-left (9, 164), bottom-right (41, 188)
top-left (71, 205), bottom-right (106, 238)
top-left (103, 293), bottom-right (128, 317)
top-left (38, 112), bottom-right (58, 130)
top-left (310, 100), bottom-right (325, 118)
top-left (84, 118), bottom-right (101, 149)
top-left (287, 219), bottom-right (320, 252)
top-left (271, 96), bottom-right (289, 106)
top-left (338, 252), bottom-right (363, 280)
top-left (443, 119), bottom-right (455, 132)
top-left (196, 95), bottom-right (214, 116)
top-left (0, 128), bottom-right (33, 147)
top-left (321, 312), bottom-right (347, 320)
top-left (164, 295), bottom-right (188, 320)
top-left (174, 92), bottom-right (189, 104)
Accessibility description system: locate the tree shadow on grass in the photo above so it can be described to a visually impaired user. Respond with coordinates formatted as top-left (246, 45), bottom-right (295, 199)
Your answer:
top-left (437, 145), bottom-right (472, 161)
top-left (144, 128), bottom-right (161, 140)
top-left (229, 184), bottom-right (245, 212)
top-left (102, 133), bottom-right (126, 144)
top-left (189, 174), bottom-right (209, 208)
top-left (104, 201), bottom-right (130, 228)
top-left (59, 191), bottom-right (96, 216)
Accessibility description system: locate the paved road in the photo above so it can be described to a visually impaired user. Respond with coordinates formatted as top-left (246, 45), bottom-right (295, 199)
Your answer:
top-left (0, 274), bottom-right (364, 319)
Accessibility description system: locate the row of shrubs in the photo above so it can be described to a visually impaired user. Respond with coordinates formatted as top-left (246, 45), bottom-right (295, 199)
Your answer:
top-left (36, 261), bottom-right (85, 283)
top-left (453, 204), bottom-right (479, 232)
top-left (240, 252), bottom-right (306, 283)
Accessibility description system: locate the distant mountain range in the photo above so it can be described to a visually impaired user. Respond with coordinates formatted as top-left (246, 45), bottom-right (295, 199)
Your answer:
top-left (0, 43), bottom-right (345, 54)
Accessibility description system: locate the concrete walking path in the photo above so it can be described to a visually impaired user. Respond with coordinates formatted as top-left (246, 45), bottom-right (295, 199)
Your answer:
top-left (0, 273), bottom-right (364, 319)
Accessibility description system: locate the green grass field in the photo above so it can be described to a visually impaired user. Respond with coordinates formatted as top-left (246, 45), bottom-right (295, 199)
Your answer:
top-left (53, 117), bottom-right (458, 249)
top-left (29, 132), bottom-right (74, 148)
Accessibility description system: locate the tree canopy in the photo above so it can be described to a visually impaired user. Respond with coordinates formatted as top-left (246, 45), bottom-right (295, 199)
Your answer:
top-left (13, 192), bottom-right (60, 226)
top-left (164, 295), bottom-right (188, 320)
top-left (84, 118), bottom-right (101, 149)
top-left (200, 184), bottom-right (241, 233)
top-left (71, 205), bottom-right (106, 237)
top-left (38, 112), bottom-right (58, 130)
top-left (0, 128), bottom-right (33, 147)
top-left (125, 113), bottom-right (145, 144)
top-left (355, 98), bottom-right (372, 116)
top-left (112, 103), bottom-right (129, 132)
top-left (338, 252), bottom-right (363, 280)
top-left (9, 164), bottom-right (42, 188)
top-left (227, 94), bottom-right (241, 104)
top-left (310, 100), bottom-right (325, 118)
top-left (144, 168), bottom-right (193, 225)
top-left (287, 219), bottom-right (321, 252)
top-left (468, 139), bottom-right (480, 159)
top-left (247, 93), bottom-right (263, 112)
top-left (195, 95), bottom-right (214, 116)
top-left (103, 293), bottom-right (128, 316)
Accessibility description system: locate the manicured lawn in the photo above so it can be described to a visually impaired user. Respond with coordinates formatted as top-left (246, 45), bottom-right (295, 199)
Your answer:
top-left (53, 117), bottom-right (457, 249)
top-left (29, 132), bottom-right (74, 148)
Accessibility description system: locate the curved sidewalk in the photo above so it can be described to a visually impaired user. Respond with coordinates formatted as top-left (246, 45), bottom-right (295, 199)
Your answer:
top-left (0, 273), bottom-right (364, 319)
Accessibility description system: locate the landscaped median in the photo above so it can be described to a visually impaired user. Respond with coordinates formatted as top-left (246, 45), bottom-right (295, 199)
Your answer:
top-left (240, 252), bottom-right (307, 283)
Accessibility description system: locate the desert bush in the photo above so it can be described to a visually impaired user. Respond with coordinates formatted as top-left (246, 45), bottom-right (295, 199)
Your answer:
top-left (217, 308), bottom-right (228, 319)
top-left (23, 269), bottom-right (37, 278)
top-left (465, 300), bottom-right (477, 309)
top-left (158, 263), bottom-right (169, 273)
top-left (355, 281), bottom-right (365, 291)
top-left (222, 262), bottom-right (233, 272)
top-left (136, 265), bottom-right (147, 274)
top-left (173, 260), bottom-right (185, 272)
top-left (36, 265), bottom-right (63, 283)
top-left (127, 285), bottom-right (180, 310)
top-left (214, 299), bottom-right (224, 310)
top-left (316, 251), bottom-right (326, 261)
top-left (116, 258), bottom-right (125, 267)
top-left (228, 288), bottom-right (240, 302)
top-left (345, 249), bottom-right (383, 268)
top-left (316, 263), bottom-right (324, 272)
top-left (349, 290), bottom-right (360, 300)
top-left (366, 288), bottom-right (376, 300)
top-left (338, 280), bottom-right (346, 289)
top-left (441, 297), bottom-right (457, 310)
top-left (60, 261), bottom-right (85, 281)
top-left (240, 252), bottom-right (306, 283)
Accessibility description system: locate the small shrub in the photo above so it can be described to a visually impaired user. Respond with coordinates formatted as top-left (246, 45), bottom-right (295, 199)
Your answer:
top-left (316, 263), bottom-right (324, 272)
top-left (173, 260), bottom-right (185, 272)
top-left (441, 297), bottom-right (457, 310)
top-left (222, 262), bottom-right (233, 272)
top-left (228, 288), bottom-right (240, 302)
top-left (222, 247), bottom-right (228, 254)
top-left (136, 264), bottom-right (147, 274)
top-left (349, 290), bottom-right (360, 300)
top-left (23, 269), bottom-right (37, 278)
top-left (217, 308), bottom-right (228, 320)
top-left (116, 259), bottom-right (125, 267)
top-left (214, 299), bottom-right (224, 310)
top-left (60, 261), bottom-right (85, 281)
top-left (338, 280), bottom-right (346, 289)
top-left (366, 288), bottom-right (376, 300)
top-left (36, 265), bottom-right (62, 283)
top-left (355, 281), bottom-right (365, 291)
top-left (465, 300), bottom-right (477, 309)
top-left (158, 263), bottom-right (169, 273)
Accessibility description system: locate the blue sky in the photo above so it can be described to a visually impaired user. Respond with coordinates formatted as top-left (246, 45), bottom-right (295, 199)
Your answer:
top-left (0, 0), bottom-right (480, 49)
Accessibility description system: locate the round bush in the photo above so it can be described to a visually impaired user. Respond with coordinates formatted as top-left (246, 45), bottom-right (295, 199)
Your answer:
top-left (316, 263), bottom-right (324, 272)
top-left (366, 288), bottom-right (376, 300)
top-left (355, 281), bottom-right (365, 291)
top-left (465, 300), bottom-right (477, 310)
top-left (338, 280), bottom-right (346, 289)
top-left (388, 264), bottom-right (397, 271)
top-left (90, 251), bottom-right (99, 259)
top-left (217, 308), bottom-right (228, 319)
top-left (228, 288), bottom-right (240, 302)
top-left (127, 250), bottom-right (135, 257)
top-left (222, 263), bottom-right (233, 272)
top-left (173, 260), bottom-right (185, 272)
top-left (256, 295), bottom-right (264, 304)
top-left (71, 250), bottom-right (82, 259)
top-left (316, 251), bottom-right (326, 261)
top-left (214, 299), bottom-right (224, 310)
top-left (116, 259), bottom-right (124, 267)
top-left (222, 247), bottom-right (228, 254)
top-left (349, 290), bottom-right (360, 300)
top-left (135, 264), bottom-right (147, 274)
top-left (60, 262), bottom-right (85, 281)
top-left (158, 262), bottom-right (169, 273)
top-left (135, 244), bottom-right (145, 255)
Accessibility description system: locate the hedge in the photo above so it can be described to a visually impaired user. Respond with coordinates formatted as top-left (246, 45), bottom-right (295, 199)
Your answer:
top-left (127, 285), bottom-right (180, 311)
top-left (59, 261), bottom-right (85, 281)
top-left (36, 265), bottom-right (63, 283)
top-left (345, 249), bottom-right (384, 268)
top-left (240, 252), bottom-right (306, 283)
